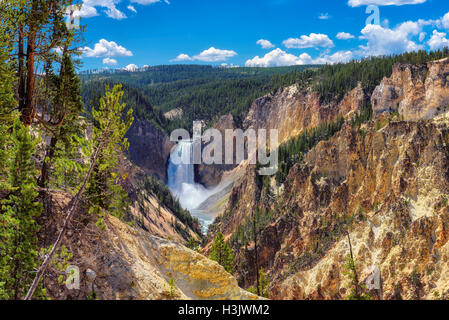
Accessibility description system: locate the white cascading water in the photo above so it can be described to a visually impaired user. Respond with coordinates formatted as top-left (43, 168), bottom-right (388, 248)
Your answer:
top-left (167, 141), bottom-right (215, 232)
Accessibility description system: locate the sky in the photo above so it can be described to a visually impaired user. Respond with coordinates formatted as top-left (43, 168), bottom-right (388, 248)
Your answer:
top-left (72, 0), bottom-right (449, 71)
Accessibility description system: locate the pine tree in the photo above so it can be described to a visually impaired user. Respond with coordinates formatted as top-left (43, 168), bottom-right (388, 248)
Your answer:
top-left (25, 84), bottom-right (133, 299)
top-left (4, 0), bottom-right (84, 126)
top-left (86, 84), bottom-right (133, 220)
top-left (0, 4), bottom-right (21, 298)
top-left (0, 1), bottom-right (17, 189)
top-left (344, 232), bottom-right (372, 300)
top-left (209, 232), bottom-right (235, 274)
top-left (39, 53), bottom-right (85, 190)
top-left (0, 120), bottom-right (43, 299)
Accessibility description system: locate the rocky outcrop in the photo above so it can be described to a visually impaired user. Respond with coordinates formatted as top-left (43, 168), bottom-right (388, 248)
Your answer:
top-left (197, 84), bottom-right (367, 189)
top-left (117, 156), bottom-right (201, 243)
top-left (197, 114), bottom-right (239, 188)
top-left (243, 83), bottom-right (366, 145)
top-left (40, 191), bottom-right (259, 300)
top-left (372, 58), bottom-right (449, 120)
top-left (197, 83), bottom-right (368, 228)
top-left (200, 58), bottom-right (449, 299)
top-left (215, 116), bottom-right (449, 299)
top-left (164, 108), bottom-right (183, 120)
top-left (126, 119), bottom-right (174, 181)
top-left (205, 83), bottom-right (369, 237)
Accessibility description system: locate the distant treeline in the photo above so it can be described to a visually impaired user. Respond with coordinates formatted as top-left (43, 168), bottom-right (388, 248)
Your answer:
top-left (80, 64), bottom-right (316, 86)
top-left (80, 65), bottom-right (317, 133)
top-left (81, 49), bottom-right (449, 138)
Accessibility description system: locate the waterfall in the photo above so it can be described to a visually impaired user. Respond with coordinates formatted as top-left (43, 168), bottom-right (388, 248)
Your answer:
top-left (168, 141), bottom-right (195, 189)
top-left (167, 141), bottom-right (215, 232)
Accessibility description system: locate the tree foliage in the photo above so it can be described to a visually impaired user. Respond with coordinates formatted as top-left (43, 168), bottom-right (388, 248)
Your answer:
top-left (86, 84), bottom-right (134, 222)
top-left (276, 117), bottom-right (345, 184)
top-left (80, 65), bottom-right (315, 133)
top-left (209, 232), bottom-right (235, 274)
top-left (0, 121), bottom-right (43, 299)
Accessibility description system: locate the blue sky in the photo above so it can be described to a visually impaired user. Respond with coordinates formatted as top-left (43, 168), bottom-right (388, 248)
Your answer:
top-left (73, 0), bottom-right (449, 70)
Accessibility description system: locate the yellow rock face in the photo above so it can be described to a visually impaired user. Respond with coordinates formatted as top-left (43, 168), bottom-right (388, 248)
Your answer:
top-left (208, 80), bottom-right (449, 299)
top-left (270, 120), bottom-right (449, 300)
top-left (372, 58), bottom-right (449, 121)
top-left (41, 192), bottom-right (259, 300)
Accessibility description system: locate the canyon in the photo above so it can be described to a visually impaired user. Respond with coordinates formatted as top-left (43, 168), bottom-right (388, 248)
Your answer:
top-left (200, 57), bottom-right (449, 299)
top-left (49, 57), bottom-right (449, 300)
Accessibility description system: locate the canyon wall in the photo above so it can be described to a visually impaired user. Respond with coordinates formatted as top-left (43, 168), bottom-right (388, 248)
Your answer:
top-left (372, 58), bottom-right (449, 120)
top-left (126, 119), bottom-right (174, 181)
top-left (206, 58), bottom-right (449, 300)
top-left (40, 191), bottom-right (258, 300)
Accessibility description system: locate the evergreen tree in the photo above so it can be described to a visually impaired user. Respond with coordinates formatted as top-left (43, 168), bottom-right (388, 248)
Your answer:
top-left (0, 0), bottom-right (17, 189)
top-left (3, 0), bottom-right (84, 126)
top-left (209, 232), bottom-right (235, 274)
top-left (25, 84), bottom-right (133, 299)
top-left (86, 84), bottom-right (133, 220)
top-left (0, 121), bottom-right (43, 299)
top-left (343, 233), bottom-right (371, 300)
top-left (39, 53), bottom-right (85, 190)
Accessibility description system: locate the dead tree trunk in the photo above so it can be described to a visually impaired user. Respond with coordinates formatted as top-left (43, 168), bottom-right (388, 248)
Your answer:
top-left (24, 140), bottom-right (104, 300)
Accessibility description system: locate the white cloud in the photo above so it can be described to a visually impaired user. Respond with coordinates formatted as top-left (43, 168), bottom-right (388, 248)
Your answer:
top-left (82, 39), bottom-right (133, 58)
top-left (123, 64), bottom-right (139, 72)
top-left (318, 13), bottom-right (331, 20)
top-left (75, 0), bottom-right (170, 20)
top-left (193, 47), bottom-right (237, 62)
top-left (171, 47), bottom-right (237, 63)
top-left (419, 32), bottom-right (427, 42)
top-left (428, 30), bottom-right (449, 50)
top-left (337, 32), bottom-right (355, 40)
top-left (103, 57), bottom-right (118, 65)
top-left (314, 51), bottom-right (354, 64)
top-left (79, 0), bottom-right (127, 20)
top-left (442, 12), bottom-right (449, 29)
top-left (171, 53), bottom-right (193, 62)
top-left (245, 48), bottom-right (353, 67)
top-left (283, 33), bottom-right (334, 49)
top-left (245, 49), bottom-right (309, 67)
top-left (130, 0), bottom-right (170, 5)
top-left (70, 3), bottom-right (98, 18)
top-left (358, 22), bottom-right (423, 56)
top-left (257, 39), bottom-right (275, 49)
top-left (348, 0), bottom-right (426, 7)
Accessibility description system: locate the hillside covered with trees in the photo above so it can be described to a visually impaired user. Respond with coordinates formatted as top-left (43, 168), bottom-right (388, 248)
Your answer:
top-left (0, 0), bottom-right (198, 300)
top-left (80, 65), bottom-right (317, 132)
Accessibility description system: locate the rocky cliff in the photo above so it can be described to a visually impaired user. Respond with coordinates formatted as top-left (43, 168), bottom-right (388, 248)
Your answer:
top-left (39, 191), bottom-right (258, 300)
top-left (271, 118), bottom-right (449, 300)
top-left (197, 82), bottom-right (368, 210)
top-left (126, 119), bottom-right (174, 181)
top-left (206, 81), bottom-right (369, 240)
top-left (372, 58), bottom-right (449, 121)
top-left (197, 114), bottom-right (239, 188)
top-left (243, 83), bottom-right (367, 144)
top-left (205, 58), bottom-right (449, 300)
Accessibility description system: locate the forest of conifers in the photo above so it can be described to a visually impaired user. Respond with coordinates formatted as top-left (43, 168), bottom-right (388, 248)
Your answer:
top-left (0, 1), bottom-right (136, 299)
top-left (81, 48), bottom-right (449, 135)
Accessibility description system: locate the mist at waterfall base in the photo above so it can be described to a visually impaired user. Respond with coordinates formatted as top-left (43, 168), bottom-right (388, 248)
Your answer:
top-left (167, 141), bottom-right (217, 233)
